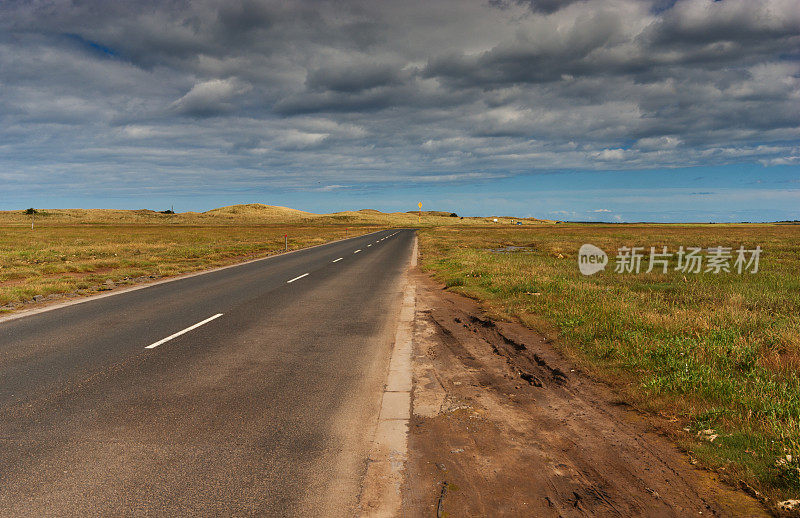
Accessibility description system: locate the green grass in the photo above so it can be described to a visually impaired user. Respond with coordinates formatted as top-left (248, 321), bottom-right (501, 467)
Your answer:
top-left (419, 223), bottom-right (800, 504)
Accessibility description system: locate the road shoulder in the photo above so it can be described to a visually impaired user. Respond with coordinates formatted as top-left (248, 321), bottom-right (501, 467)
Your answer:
top-left (357, 234), bottom-right (417, 517)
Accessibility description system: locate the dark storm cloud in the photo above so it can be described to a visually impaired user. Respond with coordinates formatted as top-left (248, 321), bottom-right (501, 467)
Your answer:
top-left (424, 8), bottom-right (624, 86)
top-left (490, 0), bottom-right (586, 14)
top-left (306, 63), bottom-right (404, 93)
top-left (0, 0), bottom-right (798, 195)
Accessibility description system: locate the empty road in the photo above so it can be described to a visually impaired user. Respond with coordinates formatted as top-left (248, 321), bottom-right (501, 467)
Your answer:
top-left (0, 229), bottom-right (415, 516)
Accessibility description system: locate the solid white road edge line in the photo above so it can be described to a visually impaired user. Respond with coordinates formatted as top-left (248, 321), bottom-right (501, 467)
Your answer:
top-left (145, 313), bottom-right (223, 349)
top-left (287, 273), bottom-right (309, 283)
top-left (332, 257), bottom-right (343, 263)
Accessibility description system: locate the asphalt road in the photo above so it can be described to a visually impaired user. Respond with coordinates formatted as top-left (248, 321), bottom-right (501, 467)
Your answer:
top-left (0, 228), bottom-right (416, 516)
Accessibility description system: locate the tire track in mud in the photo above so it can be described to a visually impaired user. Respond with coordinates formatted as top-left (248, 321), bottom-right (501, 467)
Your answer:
top-left (402, 271), bottom-right (769, 517)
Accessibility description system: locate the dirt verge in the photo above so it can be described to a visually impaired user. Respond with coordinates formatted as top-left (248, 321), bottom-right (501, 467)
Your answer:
top-left (401, 271), bottom-right (769, 517)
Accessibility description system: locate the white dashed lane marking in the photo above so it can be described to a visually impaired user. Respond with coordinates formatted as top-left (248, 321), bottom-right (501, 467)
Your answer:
top-left (145, 313), bottom-right (223, 350)
top-left (287, 273), bottom-right (309, 283)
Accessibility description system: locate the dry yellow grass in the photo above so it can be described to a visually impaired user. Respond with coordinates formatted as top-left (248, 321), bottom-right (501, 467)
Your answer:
top-left (0, 206), bottom-right (392, 309)
top-left (0, 204), bottom-right (554, 311)
top-left (2, 204), bottom-right (556, 228)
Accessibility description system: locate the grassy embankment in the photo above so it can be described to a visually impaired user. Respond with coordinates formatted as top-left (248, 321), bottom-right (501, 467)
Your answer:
top-left (419, 224), bottom-right (800, 504)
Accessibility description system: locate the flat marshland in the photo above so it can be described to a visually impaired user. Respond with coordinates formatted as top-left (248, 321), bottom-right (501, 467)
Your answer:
top-left (419, 223), bottom-right (800, 501)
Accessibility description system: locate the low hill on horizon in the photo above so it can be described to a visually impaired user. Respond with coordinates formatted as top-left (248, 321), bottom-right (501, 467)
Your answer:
top-left (203, 203), bottom-right (314, 220)
top-left (0, 204), bottom-right (558, 226)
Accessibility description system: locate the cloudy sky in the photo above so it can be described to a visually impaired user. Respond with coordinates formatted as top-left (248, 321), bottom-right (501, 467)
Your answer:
top-left (1, 0), bottom-right (799, 221)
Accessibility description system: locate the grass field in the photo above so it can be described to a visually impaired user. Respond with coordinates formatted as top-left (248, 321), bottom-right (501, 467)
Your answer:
top-left (419, 224), bottom-right (800, 503)
top-left (0, 204), bottom-right (552, 309)
top-left (0, 221), bottom-right (379, 309)
top-left (0, 203), bottom-right (553, 309)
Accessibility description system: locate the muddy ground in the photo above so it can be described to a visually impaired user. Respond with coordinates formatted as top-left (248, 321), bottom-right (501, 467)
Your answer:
top-left (401, 271), bottom-right (768, 517)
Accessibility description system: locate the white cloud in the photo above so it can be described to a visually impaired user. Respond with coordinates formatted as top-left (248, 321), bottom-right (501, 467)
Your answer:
top-left (760, 156), bottom-right (800, 166)
top-left (274, 130), bottom-right (330, 150)
top-left (636, 136), bottom-right (681, 150)
top-left (170, 78), bottom-right (252, 116)
top-left (595, 149), bottom-right (626, 161)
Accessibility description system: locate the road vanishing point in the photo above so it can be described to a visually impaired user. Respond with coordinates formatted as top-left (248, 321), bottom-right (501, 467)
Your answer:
top-left (0, 229), bottom-right (415, 516)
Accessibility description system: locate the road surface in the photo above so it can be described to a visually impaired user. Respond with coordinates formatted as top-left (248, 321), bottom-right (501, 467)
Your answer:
top-left (0, 229), bottom-right (415, 516)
